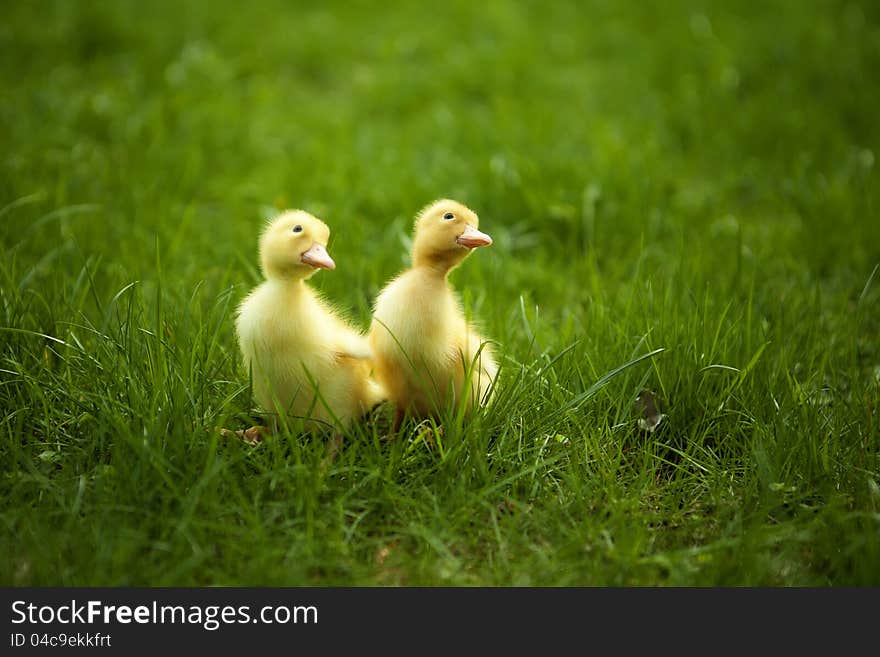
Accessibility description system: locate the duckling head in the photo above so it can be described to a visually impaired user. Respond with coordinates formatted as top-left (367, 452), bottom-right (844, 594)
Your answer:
top-left (259, 210), bottom-right (336, 281)
top-left (411, 199), bottom-right (492, 271)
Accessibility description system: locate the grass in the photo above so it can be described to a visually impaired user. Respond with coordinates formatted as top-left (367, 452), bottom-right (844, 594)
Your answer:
top-left (1, 0), bottom-right (878, 586)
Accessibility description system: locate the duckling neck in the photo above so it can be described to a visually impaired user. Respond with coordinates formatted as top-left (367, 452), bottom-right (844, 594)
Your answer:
top-left (411, 254), bottom-right (458, 278)
top-left (267, 275), bottom-right (309, 297)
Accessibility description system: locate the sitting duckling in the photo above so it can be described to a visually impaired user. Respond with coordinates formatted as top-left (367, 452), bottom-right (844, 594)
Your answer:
top-left (369, 199), bottom-right (498, 423)
top-left (235, 210), bottom-right (384, 441)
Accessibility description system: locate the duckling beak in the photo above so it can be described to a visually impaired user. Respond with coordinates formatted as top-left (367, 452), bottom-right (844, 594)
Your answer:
top-left (456, 224), bottom-right (493, 249)
top-left (301, 243), bottom-right (336, 270)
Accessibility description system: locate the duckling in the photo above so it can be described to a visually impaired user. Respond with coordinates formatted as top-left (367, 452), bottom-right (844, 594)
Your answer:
top-left (235, 210), bottom-right (384, 439)
top-left (368, 199), bottom-right (498, 422)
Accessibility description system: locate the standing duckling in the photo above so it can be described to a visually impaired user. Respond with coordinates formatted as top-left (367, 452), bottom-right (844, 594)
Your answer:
top-left (235, 210), bottom-right (384, 440)
top-left (369, 199), bottom-right (498, 423)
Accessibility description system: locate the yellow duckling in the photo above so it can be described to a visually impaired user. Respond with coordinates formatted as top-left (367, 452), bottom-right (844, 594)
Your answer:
top-left (369, 199), bottom-right (498, 423)
top-left (235, 210), bottom-right (384, 440)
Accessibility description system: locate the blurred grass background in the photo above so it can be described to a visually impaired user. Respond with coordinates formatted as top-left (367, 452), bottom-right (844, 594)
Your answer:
top-left (1, 0), bottom-right (878, 585)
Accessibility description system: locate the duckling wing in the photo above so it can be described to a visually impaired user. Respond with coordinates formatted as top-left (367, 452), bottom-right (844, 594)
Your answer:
top-left (328, 318), bottom-right (373, 360)
top-left (467, 330), bottom-right (498, 378)
top-left (307, 292), bottom-right (373, 360)
top-left (336, 334), bottom-right (373, 360)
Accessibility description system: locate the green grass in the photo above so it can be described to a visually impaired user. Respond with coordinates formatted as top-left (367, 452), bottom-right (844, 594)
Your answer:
top-left (1, 0), bottom-right (879, 586)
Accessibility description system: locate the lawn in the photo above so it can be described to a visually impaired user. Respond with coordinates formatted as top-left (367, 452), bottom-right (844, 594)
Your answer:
top-left (1, 0), bottom-right (878, 586)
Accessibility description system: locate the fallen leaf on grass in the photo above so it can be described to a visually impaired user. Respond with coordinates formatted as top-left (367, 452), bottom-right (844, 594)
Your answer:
top-left (217, 426), bottom-right (266, 445)
top-left (636, 389), bottom-right (666, 433)
top-left (375, 540), bottom-right (400, 566)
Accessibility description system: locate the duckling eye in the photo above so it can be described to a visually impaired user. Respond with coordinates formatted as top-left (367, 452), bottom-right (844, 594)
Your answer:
top-left (443, 212), bottom-right (454, 220)
top-left (292, 225), bottom-right (303, 233)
